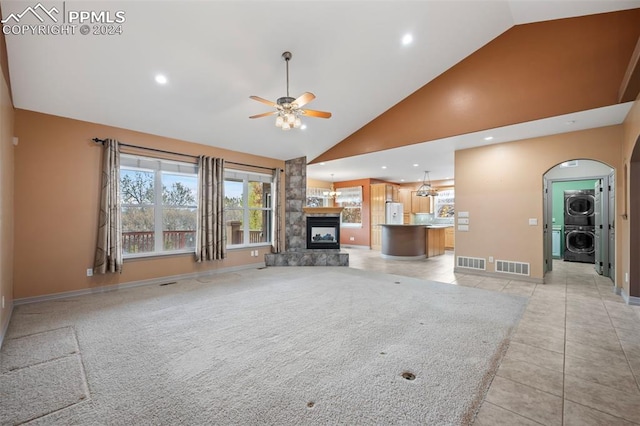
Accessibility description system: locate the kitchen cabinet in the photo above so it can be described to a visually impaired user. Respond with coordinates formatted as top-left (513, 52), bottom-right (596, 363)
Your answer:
top-left (444, 227), bottom-right (455, 249)
top-left (398, 189), bottom-right (412, 224)
top-left (370, 184), bottom-right (387, 250)
top-left (426, 227), bottom-right (445, 257)
top-left (411, 192), bottom-right (432, 214)
top-left (385, 184), bottom-right (399, 202)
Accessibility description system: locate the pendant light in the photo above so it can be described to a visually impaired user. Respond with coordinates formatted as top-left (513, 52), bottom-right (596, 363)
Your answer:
top-left (416, 171), bottom-right (438, 197)
top-left (323, 174), bottom-right (342, 199)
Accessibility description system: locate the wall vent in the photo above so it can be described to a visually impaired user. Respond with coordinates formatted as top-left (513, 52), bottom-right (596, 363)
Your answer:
top-left (495, 260), bottom-right (530, 276)
top-left (456, 256), bottom-right (486, 270)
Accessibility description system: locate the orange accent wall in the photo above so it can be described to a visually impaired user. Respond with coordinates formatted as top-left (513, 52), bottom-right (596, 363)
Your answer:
top-left (455, 125), bottom-right (623, 282)
top-left (13, 110), bottom-right (285, 299)
top-left (0, 57), bottom-right (14, 338)
top-left (312, 9), bottom-right (640, 164)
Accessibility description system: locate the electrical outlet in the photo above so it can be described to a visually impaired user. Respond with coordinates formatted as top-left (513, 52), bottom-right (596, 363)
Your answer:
top-left (488, 256), bottom-right (494, 263)
top-left (86, 268), bottom-right (93, 277)
top-left (349, 237), bottom-right (355, 241)
top-left (625, 272), bottom-right (629, 283)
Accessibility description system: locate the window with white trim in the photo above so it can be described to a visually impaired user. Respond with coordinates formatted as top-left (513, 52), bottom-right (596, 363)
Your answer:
top-left (336, 186), bottom-right (362, 227)
top-left (306, 186), bottom-right (331, 207)
top-left (224, 170), bottom-right (273, 247)
top-left (120, 154), bottom-right (198, 257)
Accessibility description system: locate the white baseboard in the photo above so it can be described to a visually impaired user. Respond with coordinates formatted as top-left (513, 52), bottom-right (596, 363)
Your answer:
top-left (14, 262), bottom-right (266, 306)
top-left (621, 289), bottom-right (640, 306)
top-left (0, 303), bottom-right (14, 350)
top-left (453, 267), bottom-right (544, 284)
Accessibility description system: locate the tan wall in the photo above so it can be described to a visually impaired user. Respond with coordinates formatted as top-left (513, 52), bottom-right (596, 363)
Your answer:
top-left (13, 110), bottom-right (285, 299)
top-left (622, 98), bottom-right (640, 297)
top-left (455, 126), bottom-right (623, 281)
top-left (0, 54), bottom-right (14, 338)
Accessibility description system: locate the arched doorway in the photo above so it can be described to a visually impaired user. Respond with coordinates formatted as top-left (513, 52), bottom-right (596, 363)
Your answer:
top-left (629, 136), bottom-right (640, 298)
top-left (543, 160), bottom-right (615, 283)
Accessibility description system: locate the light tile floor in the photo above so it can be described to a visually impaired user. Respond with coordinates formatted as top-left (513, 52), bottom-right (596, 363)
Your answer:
top-left (344, 247), bottom-right (640, 425)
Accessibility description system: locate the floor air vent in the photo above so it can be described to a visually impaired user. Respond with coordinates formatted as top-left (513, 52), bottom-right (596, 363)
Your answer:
top-left (456, 256), bottom-right (486, 271)
top-left (495, 260), bottom-right (530, 276)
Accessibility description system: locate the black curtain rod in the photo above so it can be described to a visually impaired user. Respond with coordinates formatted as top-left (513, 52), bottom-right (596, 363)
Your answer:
top-left (92, 138), bottom-right (282, 172)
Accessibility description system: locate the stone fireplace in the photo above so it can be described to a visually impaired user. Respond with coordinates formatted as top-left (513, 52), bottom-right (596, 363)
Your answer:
top-left (264, 157), bottom-right (349, 267)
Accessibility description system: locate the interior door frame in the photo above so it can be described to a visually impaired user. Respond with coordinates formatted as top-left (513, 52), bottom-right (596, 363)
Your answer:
top-left (543, 172), bottom-right (613, 279)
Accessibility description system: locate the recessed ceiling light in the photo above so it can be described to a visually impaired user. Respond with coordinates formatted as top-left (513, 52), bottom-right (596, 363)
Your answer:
top-left (402, 33), bottom-right (413, 46)
top-left (301, 124), bottom-right (307, 130)
top-left (484, 136), bottom-right (493, 141)
top-left (319, 162), bottom-right (325, 166)
top-left (155, 74), bottom-right (168, 85)
top-left (413, 163), bottom-right (419, 167)
top-left (565, 120), bottom-right (576, 125)
top-left (400, 179), bottom-right (405, 182)
top-left (382, 166), bottom-right (387, 169)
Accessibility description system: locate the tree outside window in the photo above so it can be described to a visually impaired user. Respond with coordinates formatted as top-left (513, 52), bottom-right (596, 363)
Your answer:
top-left (336, 186), bottom-right (363, 227)
top-left (120, 155), bottom-right (198, 256)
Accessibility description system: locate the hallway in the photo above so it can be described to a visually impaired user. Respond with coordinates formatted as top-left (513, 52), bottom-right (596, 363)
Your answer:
top-left (344, 247), bottom-right (640, 425)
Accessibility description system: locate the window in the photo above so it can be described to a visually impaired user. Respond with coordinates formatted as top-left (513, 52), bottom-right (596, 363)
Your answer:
top-left (224, 170), bottom-right (273, 247)
top-left (306, 186), bottom-right (331, 207)
top-left (336, 186), bottom-right (362, 227)
top-left (435, 189), bottom-right (455, 218)
top-left (120, 154), bottom-right (198, 257)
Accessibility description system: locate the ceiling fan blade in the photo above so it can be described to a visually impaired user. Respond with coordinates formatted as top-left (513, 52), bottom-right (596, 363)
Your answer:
top-left (249, 96), bottom-right (278, 108)
top-left (301, 109), bottom-right (332, 119)
top-left (293, 92), bottom-right (316, 108)
top-left (249, 111), bottom-right (277, 119)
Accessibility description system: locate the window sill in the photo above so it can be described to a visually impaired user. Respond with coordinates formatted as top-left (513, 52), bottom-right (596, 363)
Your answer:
top-left (123, 250), bottom-right (194, 261)
top-left (227, 243), bottom-right (272, 250)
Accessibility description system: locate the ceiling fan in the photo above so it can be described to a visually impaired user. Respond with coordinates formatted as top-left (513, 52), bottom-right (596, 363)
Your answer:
top-left (249, 51), bottom-right (331, 130)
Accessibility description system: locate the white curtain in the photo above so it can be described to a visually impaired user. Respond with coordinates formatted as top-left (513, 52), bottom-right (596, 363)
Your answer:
top-left (94, 139), bottom-right (123, 274)
top-left (196, 156), bottom-right (226, 261)
top-left (271, 168), bottom-right (282, 253)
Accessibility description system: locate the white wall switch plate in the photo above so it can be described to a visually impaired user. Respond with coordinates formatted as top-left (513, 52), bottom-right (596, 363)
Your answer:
top-left (528, 218), bottom-right (538, 226)
top-left (489, 256), bottom-right (494, 263)
top-left (86, 268), bottom-right (93, 277)
top-left (458, 218), bottom-right (469, 225)
top-left (458, 211), bottom-right (469, 218)
top-left (458, 225), bottom-right (469, 231)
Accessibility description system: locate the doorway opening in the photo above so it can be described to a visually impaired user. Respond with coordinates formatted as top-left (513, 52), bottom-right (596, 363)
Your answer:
top-left (543, 159), bottom-right (615, 285)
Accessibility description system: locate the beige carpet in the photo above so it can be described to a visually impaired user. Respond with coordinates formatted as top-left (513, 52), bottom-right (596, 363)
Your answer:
top-left (1, 267), bottom-right (527, 425)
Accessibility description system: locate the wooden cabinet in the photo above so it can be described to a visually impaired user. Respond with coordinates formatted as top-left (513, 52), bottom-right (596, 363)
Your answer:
top-left (385, 184), bottom-right (399, 202)
top-left (444, 227), bottom-right (455, 249)
top-left (426, 228), bottom-right (445, 258)
top-left (411, 192), bottom-right (432, 213)
top-left (370, 184), bottom-right (387, 250)
top-left (398, 189), bottom-right (412, 224)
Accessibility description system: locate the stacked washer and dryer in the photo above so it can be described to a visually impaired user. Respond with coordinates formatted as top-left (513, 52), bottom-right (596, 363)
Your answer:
top-left (563, 189), bottom-right (596, 263)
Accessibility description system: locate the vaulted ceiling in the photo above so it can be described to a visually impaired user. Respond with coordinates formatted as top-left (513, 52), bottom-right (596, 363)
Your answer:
top-left (2, 1), bottom-right (640, 183)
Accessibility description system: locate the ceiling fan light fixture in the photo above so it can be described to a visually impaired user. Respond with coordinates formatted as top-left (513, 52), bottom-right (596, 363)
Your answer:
top-left (249, 51), bottom-right (332, 130)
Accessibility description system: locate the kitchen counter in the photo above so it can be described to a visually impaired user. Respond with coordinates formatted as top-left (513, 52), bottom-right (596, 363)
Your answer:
top-left (379, 224), bottom-right (450, 259)
top-left (380, 224), bottom-right (426, 259)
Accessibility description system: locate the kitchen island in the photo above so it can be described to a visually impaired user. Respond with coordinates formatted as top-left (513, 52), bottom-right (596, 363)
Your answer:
top-left (380, 224), bottom-right (449, 259)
